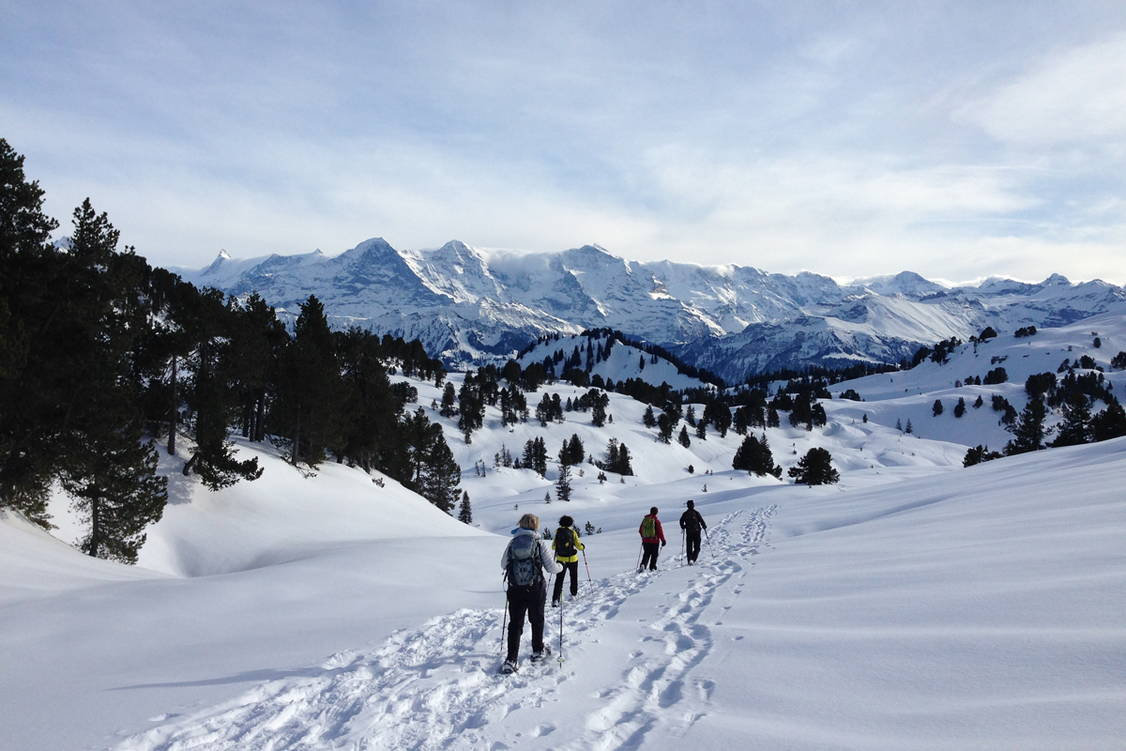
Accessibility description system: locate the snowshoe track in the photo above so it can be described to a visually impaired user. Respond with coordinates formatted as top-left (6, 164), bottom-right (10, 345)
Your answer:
top-left (113, 506), bottom-right (774, 751)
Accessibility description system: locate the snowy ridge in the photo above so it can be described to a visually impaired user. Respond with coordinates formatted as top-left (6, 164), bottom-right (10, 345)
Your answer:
top-left (171, 240), bottom-right (1126, 379)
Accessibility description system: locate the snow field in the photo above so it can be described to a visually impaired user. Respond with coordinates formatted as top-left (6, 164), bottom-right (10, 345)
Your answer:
top-left (110, 505), bottom-right (775, 751)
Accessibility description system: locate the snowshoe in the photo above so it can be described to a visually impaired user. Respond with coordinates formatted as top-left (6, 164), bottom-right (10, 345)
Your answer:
top-left (500, 659), bottom-right (518, 674)
top-left (531, 645), bottom-right (551, 663)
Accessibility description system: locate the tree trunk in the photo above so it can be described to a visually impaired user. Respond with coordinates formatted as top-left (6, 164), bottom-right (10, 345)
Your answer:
top-left (88, 498), bottom-right (101, 558)
top-left (167, 354), bottom-right (177, 455)
top-left (254, 396), bottom-right (265, 442)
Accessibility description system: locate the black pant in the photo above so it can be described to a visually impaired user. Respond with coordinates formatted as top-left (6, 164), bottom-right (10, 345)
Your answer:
top-left (506, 582), bottom-right (546, 661)
top-left (685, 530), bottom-right (702, 563)
top-left (640, 541), bottom-right (660, 570)
top-left (553, 561), bottom-right (579, 602)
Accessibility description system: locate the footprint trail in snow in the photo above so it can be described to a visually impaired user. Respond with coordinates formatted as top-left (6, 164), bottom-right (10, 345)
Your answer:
top-left (113, 506), bottom-right (775, 751)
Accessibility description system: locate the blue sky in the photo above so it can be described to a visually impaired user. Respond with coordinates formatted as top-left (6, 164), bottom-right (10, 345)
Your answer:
top-left (4, 1), bottom-right (1126, 283)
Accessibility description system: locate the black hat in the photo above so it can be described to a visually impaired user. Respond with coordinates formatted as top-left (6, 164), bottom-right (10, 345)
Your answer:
top-left (649, 506), bottom-right (658, 515)
top-left (686, 499), bottom-right (695, 508)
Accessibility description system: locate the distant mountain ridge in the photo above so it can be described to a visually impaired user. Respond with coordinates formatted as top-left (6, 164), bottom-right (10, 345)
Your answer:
top-left (172, 238), bottom-right (1126, 382)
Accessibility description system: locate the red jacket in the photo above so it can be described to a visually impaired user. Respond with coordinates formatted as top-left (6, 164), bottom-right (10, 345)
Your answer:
top-left (639, 514), bottom-right (665, 544)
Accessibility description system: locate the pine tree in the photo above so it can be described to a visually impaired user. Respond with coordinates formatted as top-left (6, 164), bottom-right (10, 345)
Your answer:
top-left (457, 492), bottom-right (473, 524)
top-left (555, 462), bottom-right (572, 502)
top-left (274, 296), bottom-right (340, 466)
top-left (1091, 401), bottom-right (1126, 441)
top-left (905, 419), bottom-right (913, 434)
top-left (932, 399), bottom-right (944, 416)
top-left (56, 200), bottom-right (169, 560)
top-left (0, 138), bottom-right (61, 526)
top-left (1005, 397), bottom-right (1046, 455)
top-left (642, 405), bottom-right (656, 428)
top-left (419, 423), bottom-right (461, 512)
top-left (616, 443), bottom-right (634, 476)
top-left (787, 447), bottom-right (839, 485)
top-left (963, 445), bottom-right (1002, 467)
top-left (953, 397), bottom-right (966, 418)
top-left (1051, 393), bottom-right (1092, 447)
top-left (439, 382), bottom-right (456, 417)
top-left (678, 425), bottom-right (691, 447)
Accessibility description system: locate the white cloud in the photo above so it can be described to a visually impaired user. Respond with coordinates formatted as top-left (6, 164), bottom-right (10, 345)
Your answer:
top-left (958, 33), bottom-right (1126, 149)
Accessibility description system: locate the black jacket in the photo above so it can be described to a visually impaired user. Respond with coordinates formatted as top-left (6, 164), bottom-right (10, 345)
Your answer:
top-left (679, 509), bottom-right (706, 532)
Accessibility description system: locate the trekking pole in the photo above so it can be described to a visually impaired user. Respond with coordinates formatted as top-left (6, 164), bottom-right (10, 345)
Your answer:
top-left (636, 544), bottom-right (644, 571)
top-left (704, 527), bottom-right (713, 560)
top-left (681, 529), bottom-right (685, 566)
top-left (500, 589), bottom-right (509, 657)
top-left (581, 549), bottom-right (592, 584)
top-left (558, 586), bottom-right (564, 664)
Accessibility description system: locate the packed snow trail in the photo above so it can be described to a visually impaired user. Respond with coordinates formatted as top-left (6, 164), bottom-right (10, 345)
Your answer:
top-left (112, 506), bottom-right (774, 751)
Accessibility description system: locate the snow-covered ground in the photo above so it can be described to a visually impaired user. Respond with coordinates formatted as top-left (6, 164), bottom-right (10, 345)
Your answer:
top-left (4, 316), bottom-right (1126, 750)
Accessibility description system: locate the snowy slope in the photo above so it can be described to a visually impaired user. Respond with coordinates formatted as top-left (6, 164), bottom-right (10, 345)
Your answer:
top-left (88, 438), bottom-right (1126, 751)
top-left (5, 312), bottom-right (1126, 750)
top-left (516, 331), bottom-right (715, 390)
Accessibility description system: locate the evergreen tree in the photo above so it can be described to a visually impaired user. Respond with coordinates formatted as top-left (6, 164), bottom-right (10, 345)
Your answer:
top-left (695, 420), bottom-right (707, 439)
top-left (733, 433), bottom-right (781, 477)
top-left (1051, 393), bottom-right (1092, 447)
top-left (953, 397), bottom-right (966, 418)
top-left (1091, 401), bottom-right (1126, 441)
top-left (555, 462), bottom-right (572, 502)
top-left (439, 382), bottom-right (456, 417)
top-left (787, 447), bottom-right (840, 485)
top-left (678, 425), bottom-right (691, 447)
top-left (419, 427), bottom-right (461, 513)
top-left (643, 405), bottom-right (656, 428)
top-left (656, 413), bottom-right (674, 443)
top-left (0, 138), bottom-right (61, 526)
top-left (55, 200), bottom-right (169, 559)
top-left (963, 445), bottom-right (1002, 467)
top-left (932, 399), bottom-right (944, 416)
top-left (616, 442), bottom-right (634, 476)
top-left (906, 419), bottom-right (913, 434)
top-left (1005, 397), bottom-right (1046, 455)
top-left (274, 295), bottom-right (340, 466)
top-left (591, 398), bottom-right (607, 427)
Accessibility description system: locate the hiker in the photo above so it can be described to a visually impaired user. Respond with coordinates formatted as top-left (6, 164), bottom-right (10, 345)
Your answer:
top-left (638, 506), bottom-right (666, 571)
top-left (551, 515), bottom-right (585, 607)
top-left (500, 513), bottom-right (562, 673)
top-left (679, 499), bottom-right (707, 564)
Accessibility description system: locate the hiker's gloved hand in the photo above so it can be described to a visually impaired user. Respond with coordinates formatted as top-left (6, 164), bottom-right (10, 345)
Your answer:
top-left (661, 540), bottom-right (667, 547)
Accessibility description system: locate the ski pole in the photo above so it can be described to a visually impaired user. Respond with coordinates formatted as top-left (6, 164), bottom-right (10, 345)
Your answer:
top-left (681, 529), bottom-right (685, 565)
top-left (636, 544), bottom-right (644, 571)
top-left (500, 589), bottom-right (509, 657)
top-left (558, 584), bottom-right (564, 664)
top-left (582, 549), bottom-right (592, 583)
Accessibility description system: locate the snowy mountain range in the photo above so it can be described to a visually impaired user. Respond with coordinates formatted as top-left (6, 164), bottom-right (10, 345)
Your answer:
top-left (174, 240), bottom-right (1126, 382)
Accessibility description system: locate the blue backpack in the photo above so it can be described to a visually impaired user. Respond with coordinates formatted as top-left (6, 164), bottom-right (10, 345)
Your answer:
top-left (506, 534), bottom-right (544, 588)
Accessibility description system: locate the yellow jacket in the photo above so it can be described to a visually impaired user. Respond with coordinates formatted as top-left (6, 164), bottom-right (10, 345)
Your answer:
top-left (552, 527), bottom-right (585, 563)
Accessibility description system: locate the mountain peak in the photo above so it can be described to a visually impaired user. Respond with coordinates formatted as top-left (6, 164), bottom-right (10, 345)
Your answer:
top-left (1041, 273), bottom-right (1071, 286)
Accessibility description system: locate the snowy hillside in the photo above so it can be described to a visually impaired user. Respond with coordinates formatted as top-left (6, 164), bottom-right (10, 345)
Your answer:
top-left (516, 331), bottom-right (717, 391)
top-left (171, 239), bottom-right (1126, 379)
top-left (5, 431), bottom-right (1124, 750)
top-left (5, 313), bottom-right (1126, 750)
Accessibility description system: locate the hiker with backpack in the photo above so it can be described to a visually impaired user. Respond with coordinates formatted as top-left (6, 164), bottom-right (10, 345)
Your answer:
top-left (500, 513), bottom-right (562, 674)
top-left (551, 515), bottom-right (585, 607)
top-left (679, 499), bottom-right (707, 565)
top-left (638, 506), bottom-right (667, 571)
